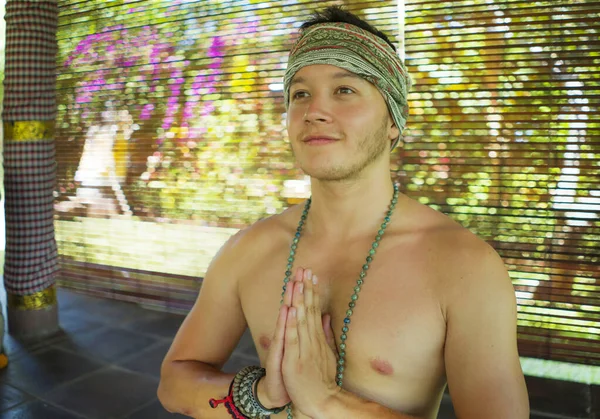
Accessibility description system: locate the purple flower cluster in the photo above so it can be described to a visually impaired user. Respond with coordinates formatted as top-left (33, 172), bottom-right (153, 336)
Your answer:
top-left (181, 36), bottom-right (225, 137)
top-left (64, 22), bottom-right (232, 146)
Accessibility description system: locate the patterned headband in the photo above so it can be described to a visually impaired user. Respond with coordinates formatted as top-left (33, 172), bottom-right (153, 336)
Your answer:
top-left (283, 22), bottom-right (411, 148)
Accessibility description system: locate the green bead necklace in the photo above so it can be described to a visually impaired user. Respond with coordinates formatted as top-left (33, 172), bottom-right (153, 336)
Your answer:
top-left (280, 183), bottom-right (400, 418)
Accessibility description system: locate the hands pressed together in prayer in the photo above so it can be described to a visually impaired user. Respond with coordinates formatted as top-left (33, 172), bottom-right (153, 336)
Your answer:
top-left (258, 268), bottom-right (341, 418)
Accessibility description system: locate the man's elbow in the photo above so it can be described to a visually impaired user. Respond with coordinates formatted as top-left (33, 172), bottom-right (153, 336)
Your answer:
top-left (157, 367), bottom-right (174, 412)
top-left (157, 378), bottom-right (195, 417)
top-left (157, 362), bottom-right (183, 415)
top-left (156, 383), bottom-right (170, 411)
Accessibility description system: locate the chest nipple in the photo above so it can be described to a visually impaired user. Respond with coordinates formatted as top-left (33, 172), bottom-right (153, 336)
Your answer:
top-left (259, 335), bottom-right (271, 351)
top-left (370, 357), bottom-right (394, 376)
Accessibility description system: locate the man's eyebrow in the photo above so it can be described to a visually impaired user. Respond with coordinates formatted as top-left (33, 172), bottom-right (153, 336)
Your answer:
top-left (290, 72), bottom-right (363, 87)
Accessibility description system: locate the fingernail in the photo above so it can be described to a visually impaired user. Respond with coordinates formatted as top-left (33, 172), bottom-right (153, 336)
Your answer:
top-left (299, 282), bottom-right (304, 294)
top-left (304, 269), bottom-right (312, 280)
top-left (312, 275), bottom-right (318, 285)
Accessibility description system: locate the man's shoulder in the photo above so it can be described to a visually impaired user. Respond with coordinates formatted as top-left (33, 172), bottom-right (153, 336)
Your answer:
top-left (399, 201), bottom-right (478, 251)
top-left (221, 203), bottom-right (304, 257)
top-left (419, 214), bottom-right (514, 310)
top-left (206, 203), bottom-right (304, 282)
top-left (430, 222), bottom-right (495, 263)
top-left (403, 200), bottom-right (509, 292)
top-left (405, 199), bottom-right (499, 267)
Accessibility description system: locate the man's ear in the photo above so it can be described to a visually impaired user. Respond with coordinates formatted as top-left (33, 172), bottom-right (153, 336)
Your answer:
top-left (388, 117), bottom-right (400, 143)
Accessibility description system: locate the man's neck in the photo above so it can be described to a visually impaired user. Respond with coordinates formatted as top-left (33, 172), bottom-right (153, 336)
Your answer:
top-left (304, 175), bottom-right (397, 242)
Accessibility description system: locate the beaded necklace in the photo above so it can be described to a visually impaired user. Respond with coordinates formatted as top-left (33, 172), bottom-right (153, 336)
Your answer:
top-left (280, 183), bottom-right (400, 418)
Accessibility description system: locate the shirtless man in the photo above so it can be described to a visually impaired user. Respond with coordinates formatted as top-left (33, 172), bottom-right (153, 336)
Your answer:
top-left (158, 6), bottom-right (529, 419)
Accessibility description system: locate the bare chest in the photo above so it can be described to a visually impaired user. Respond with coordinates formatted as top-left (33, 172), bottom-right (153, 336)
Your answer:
top-left (238, 238), bottom-right (448, 416)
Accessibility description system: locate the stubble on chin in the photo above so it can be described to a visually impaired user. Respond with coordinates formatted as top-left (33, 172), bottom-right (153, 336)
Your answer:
top-left (292, 119), bottom-right (389, 182)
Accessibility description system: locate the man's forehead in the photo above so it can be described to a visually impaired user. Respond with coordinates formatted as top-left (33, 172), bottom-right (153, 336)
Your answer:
top-left (290, 67), bottom-right (363, 86)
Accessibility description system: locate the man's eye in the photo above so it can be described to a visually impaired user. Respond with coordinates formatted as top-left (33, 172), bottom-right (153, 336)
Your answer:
top-left (338, 87), bottom-right (354, 94)
top-left (292, 91), bottom-right (308, 99)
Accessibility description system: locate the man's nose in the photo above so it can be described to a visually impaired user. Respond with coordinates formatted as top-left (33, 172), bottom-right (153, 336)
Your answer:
top-left (303, 95), bottom-right (333, 124)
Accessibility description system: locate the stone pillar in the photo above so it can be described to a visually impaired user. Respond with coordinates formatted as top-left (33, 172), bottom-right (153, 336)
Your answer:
top-left (2, 0), bottom-right (59, 340)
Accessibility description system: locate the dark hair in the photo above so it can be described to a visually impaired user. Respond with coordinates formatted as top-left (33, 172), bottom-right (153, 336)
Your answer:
top-left (300, 5), bottom-right (397, 53)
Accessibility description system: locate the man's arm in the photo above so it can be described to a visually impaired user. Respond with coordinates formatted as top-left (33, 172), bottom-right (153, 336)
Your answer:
top-left (157, 229), bottom-right (249, 418)
top-left (443, 238), bottom-right (530, 418)
top-left (318, 389), bottom-right (422, 419)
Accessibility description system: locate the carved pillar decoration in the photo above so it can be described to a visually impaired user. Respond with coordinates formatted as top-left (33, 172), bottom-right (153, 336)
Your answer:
top-left (2, 0), bottom-right (59, 339)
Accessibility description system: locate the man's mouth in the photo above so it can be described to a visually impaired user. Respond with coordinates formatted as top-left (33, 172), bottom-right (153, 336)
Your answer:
top-left (302, 135), bottom-right (339, 144)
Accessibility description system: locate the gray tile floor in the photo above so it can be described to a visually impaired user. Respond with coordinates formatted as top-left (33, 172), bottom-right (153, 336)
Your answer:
top-left (0, 288), bottom-right (457, 419)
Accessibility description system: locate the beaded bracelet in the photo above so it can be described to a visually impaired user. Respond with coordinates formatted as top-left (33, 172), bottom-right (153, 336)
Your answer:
top-left (233, 366), bottom-right (288, 418)
top-left (253, 376), bottom-right (281, 413)
top-left (209, 379), bottom-right (250, 419)
top-left (210, 366), bottom-right (288, 419)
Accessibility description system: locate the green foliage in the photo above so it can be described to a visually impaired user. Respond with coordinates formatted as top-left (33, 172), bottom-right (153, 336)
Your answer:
top-left (55, 1), bottom-right (397, 224)
top-left (403, 0), bottom-right (600, 358)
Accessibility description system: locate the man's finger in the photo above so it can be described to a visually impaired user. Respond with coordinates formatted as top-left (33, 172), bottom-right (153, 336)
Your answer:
top-left (283, 274), bottom-right (295, 306)
top-left (292, 278), bottom-right (310, 352)
top-left (269, 305), bottom-right (288, 371)
top-left (284, 306), bottom-right (300, 360)
top-left (303, 271), bottom-right (318, 339)
top-left (310, 275), bottom-right (322, 337)
top-left (303, 271), bottom-right (314, 310)
top-left (295, 267), bottom-right (304, 283)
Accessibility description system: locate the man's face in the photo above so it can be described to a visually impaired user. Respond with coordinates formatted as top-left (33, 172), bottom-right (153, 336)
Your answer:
top-left (286, 64), bottom-right (399, 182)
